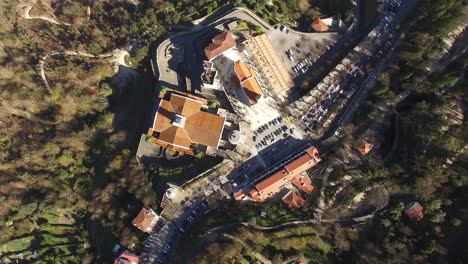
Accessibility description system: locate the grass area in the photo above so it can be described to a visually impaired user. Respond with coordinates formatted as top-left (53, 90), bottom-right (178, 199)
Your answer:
top-left (0, 236), bottom-right (35, 253)
top-left (234, 20), bottom-right (264, 35)
top-left (147, 155), bottom-right (222, 196)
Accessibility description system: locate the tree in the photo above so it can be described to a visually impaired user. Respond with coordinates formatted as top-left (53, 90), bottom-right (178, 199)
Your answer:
top-left (89, 42), bottom-right (103, 54)
top-left (99, 83), bottom-right (113, 97)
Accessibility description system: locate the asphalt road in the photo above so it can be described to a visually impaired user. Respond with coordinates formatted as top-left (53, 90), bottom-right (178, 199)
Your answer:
top-left (155, 8), bottom-right (274, 91)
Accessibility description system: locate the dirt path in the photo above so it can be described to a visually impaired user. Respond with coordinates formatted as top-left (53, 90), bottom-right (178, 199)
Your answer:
top-left (39, 51), bottom-right (113, 91)
top-left (22, 0), bottom-right (157, 91)
top-left (86, 0), bottom-right (92, 22)
top-left (317, 167), bottom-right (333, 211)
top-left (38, 21), bottom-right (158, 91)
top-left (20, 1), bottom-right (71, 26)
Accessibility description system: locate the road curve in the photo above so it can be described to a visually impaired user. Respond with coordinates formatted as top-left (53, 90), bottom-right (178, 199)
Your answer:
top-left (21, 2), bottom-right (71, 26)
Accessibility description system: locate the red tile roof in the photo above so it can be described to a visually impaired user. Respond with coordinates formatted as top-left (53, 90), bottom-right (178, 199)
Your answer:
top-left (405, 202), bottom-right (424, 221)
top-left (169, 94), bottom-right (204, 116)
top-left (234, 60), bottom-right (265, 105)
top-left (249, 189), bottom-right (263, 202)
top-left (204, 31), bottom-right (236, 60)
top-left (254, 169), bottom-right (291, 201)
top-left (357, 142), bottom-right (373, 155)
top-left (114, 251), bottom-right (139, 264)
top-left (311, 18), bottom-right (329, 32)
top-left (159, 126), bottom-right (192, 149)
top-left (247, 147), bottom-right (320, 202)
top-left (132, 206), bottom-right (157, 233)
top-left (234, 190), bottom-right (246, 200)
top-left (184, 111), bottom-right (225, 147)
top-left (284, 148), bottom-right (321, 176)
top-left (282, 191), bottom-right (306, 209)
top-left (291, 175), bottom-right (314, 194)
top-left (151, 92), bottom-right (225, 153)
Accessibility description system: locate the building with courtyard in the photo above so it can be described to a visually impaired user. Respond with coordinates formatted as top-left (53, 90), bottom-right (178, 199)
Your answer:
top-left (147, 90), bottom-right (227, 157)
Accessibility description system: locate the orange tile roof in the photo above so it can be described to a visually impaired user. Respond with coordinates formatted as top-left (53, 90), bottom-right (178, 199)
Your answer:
top-left (153, 100), bottom-right (174, 132)
top-left (159, 126), bottom-right (192, 149)
top-left (282, 191), bottom-right (306, 209)
top-left (114, 251), bottom-right (139, 264)
top-left (152, 138), bottom-right (195, 156)
top-left (169, 94), bottom-right (203, 116)
top-left (234, 190), bottom-right (246, 200)
top-left (243, 78), bottom-right (264, 104)
top-left (357, 142), bottom-right (373, 155)
top-left (285, 148), bottom-right (321, 176)
top-left (249, 189), bottom-right (263, 202)
top-left (132, 207), bottom-right (157, 233)
top-left (234, 60), bottom-right (253, 82)
top-left (245, 147), bottom-right (320, 201)
top-left (204, 31), bottom-right (236, 60)
top-left (151, 92), bottom-right (225, 153)
top-left (185, 111), bottom-right (225, 148)
top-left (311, 18), bottom-right (329, 32)
top-left (233, 60), bottom-right (265, 104)
top-left (254, 169), bottom-right (291, 201)
top-left (291, 175), bottom-right (314, 194)
top-left (244, 34), bottom-right (294, 95)
top-left (405, 202), bottom-right (424, 221)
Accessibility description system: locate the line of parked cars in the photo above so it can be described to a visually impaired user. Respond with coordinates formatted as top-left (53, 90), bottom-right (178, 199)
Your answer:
top-left (300, 63), bottom-right (363, 132)
top-left (255, 125), bottom-right (288, 149)
top-left (292, 44), bottom-right (331, 77)
top-left (300, 3), bottom-right (401, 133)
top-left (141, 200), bottom-right (211, 264)
top-left (253, 117), bottom-right (289, 149)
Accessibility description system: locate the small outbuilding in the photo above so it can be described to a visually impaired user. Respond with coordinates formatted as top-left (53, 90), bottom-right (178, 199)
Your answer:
top-left (132, 206), bottom-right (159, 233)
top-left (282, 191), bottom-right (306, 209)
top-left (357, 141), bottom-right (373, 156)
top-left (114, 251), bottom-right (139, 264)
top-left (404, 202), bottom-right (424, 221)
top-left (311, 18), bottom-right (329, 32)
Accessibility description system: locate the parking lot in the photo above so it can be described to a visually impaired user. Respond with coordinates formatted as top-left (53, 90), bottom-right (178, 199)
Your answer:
top-left (291, 0), bottom-right (405, 135)
top-left (252, 116), bottom-right (291, 151)
top-left (266, 25), bottom-right (338, 79)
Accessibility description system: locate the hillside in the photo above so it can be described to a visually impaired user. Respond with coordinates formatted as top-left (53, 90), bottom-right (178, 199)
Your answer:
top-left (0, 0), bottom-right (466, 263)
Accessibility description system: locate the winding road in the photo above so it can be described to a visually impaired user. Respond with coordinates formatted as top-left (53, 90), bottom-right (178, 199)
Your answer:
top-left (21, 0), bottom-right (149, 92)
top-left (21, 1), bottom-right (71, 26)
